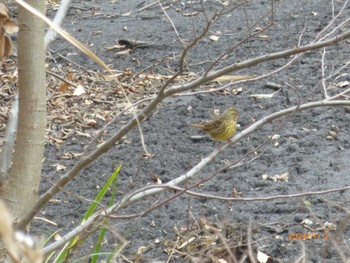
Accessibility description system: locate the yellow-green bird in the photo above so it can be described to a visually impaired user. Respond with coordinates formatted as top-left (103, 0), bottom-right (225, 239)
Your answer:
top-left (191, 107), bottom-right (239, 141)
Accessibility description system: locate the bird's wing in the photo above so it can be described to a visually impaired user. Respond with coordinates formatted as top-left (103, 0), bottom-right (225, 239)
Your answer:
top-left (202, 117), bottom-right (224, 133)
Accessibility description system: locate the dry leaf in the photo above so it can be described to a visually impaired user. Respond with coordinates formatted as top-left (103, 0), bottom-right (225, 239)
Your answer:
top-left (336, 80), bottom-right (349, 88)
top-left (142, 152), bottom-right (155, 159)
top-left (56, 164), bottom-right (66, 171)
top-left (58, 72), bottom-right (74, 92)
top-left (209, 35), bottom-right (219, 41)
top-left (0, 200), bottom-right (19, 261)
top-left (262, 172), bottom-right (289, 182)
top-left (0, 4), bottom-right (18, 59)
top-left (73, 85), bottom-right (86, 96)
top-left (151, 175), bottom-right (162, 184)
top-left (273, 172), bottom-right (289, 182)
top-left (85, 119), bottom-right (97, 127)
top-left (3, 20), bottom-right (18, 34)
top-left (257, 250), bottom-right (271, 263)
top-left (75, 130), bottom-right (92, 138)
top-left (0, 3), bottom-right (8, 18)
top-left (231, 87), bottom-right (242, 94)
top-left (0, 34), bottom-right (13, 58)
top-left (221, 1), bottom-right (231, 7)
top-left (327, 130), bottom-right (337, 140)
top-left (300, 219), bottom-right (313, 226)
top-left (324, 222), bottom-right (337, 231)
top-left (0, 200), bottom-right (43, 263)
top-left (271, 134), bottom-right (280, 140)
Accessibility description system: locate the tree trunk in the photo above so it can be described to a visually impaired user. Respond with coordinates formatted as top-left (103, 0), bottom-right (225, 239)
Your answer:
top-left (0, 0), bottom-right (46, 227)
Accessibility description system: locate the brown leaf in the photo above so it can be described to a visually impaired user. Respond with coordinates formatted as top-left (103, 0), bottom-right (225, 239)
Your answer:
top-left (0, 34), bottom-right (13, 58)
top-left (3, 19), bottom-right (18, 34)
top-left (58, 72), bottom-right (74, 92)
top-left (0, 4), bottom-right (9, 19)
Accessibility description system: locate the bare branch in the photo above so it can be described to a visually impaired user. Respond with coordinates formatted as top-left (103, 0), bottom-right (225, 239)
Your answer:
top-left (44, 0), bottom-right (72, 51)
top-left (165, 30), bottom-right (350, 96)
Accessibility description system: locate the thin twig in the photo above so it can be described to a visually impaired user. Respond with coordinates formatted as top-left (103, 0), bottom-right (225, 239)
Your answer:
top-left (247, 221), bottom-right (257, 263)
top-left (46, 69), bottom-right (78, 88)
top-left (165, 29), bottom-right (350, 96)
top-left (320, 47), bottom-right (329, 99)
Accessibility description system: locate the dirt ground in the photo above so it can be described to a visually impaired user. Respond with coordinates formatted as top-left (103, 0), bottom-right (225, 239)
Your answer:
top-left (4, 0), bottom-right (350, 262)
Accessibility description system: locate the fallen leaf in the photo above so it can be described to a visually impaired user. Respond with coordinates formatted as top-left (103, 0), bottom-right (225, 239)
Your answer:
top-left (85, 119), bottom-right (97, 127)
top-left (336, 80), bottom-right (349, 88)
top-left (58, 72), bottom-right (74, 92)
top-left (209, 35), bottom-right (219, 41)
top-left (271, 134), bottom-right (280, 140)
top-left (3, 20), bottom-right (18, 34)
top-left (257, 250), bottom-right (271, 263)
top-left (272, 172), bottom-right (289, 182)
top-left (56, 164), bottom-right (66, 171)
top-left (0, 3), bottom-right (8, 17)
top-left (142, 152), bottom-right (155, 159)
top-left (324, 222), bottom-right (336, 231)
top-left (327, 130), bottom-right (337, 140)
top-left (151, 175), bottom-right (162, 184)
top-left (300, 219), bottom-right (313, 226)
top-left (73, 85), bottom-right (86, 96)
top-left (75, 130), bottom-right (92, 138)
top-left (262, 172), bottom-right (289, 182)
top-left (231, 87), bottom-right (242, 95)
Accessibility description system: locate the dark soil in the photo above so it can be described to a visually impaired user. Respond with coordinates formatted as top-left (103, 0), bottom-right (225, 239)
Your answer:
top-left (6, 0), bottom-right (350, 262)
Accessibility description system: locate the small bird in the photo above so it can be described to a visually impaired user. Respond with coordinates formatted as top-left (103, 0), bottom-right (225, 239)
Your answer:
top-left (191, 107), bottom-right (239, 141)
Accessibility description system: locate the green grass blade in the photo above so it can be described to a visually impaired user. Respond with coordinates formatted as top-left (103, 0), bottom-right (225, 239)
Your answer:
top-left (90, 165), bottom-right (120, 263)
top-left (53, 165), bottom-right (121, 263)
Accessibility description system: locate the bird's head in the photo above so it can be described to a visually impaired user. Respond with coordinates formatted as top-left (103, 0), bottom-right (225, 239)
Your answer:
top-left (225, 107), bottom-right (239, 119)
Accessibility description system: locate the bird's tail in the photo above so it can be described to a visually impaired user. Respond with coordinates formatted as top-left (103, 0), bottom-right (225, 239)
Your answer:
top-left (190, 124), bottom-right (205, 129)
